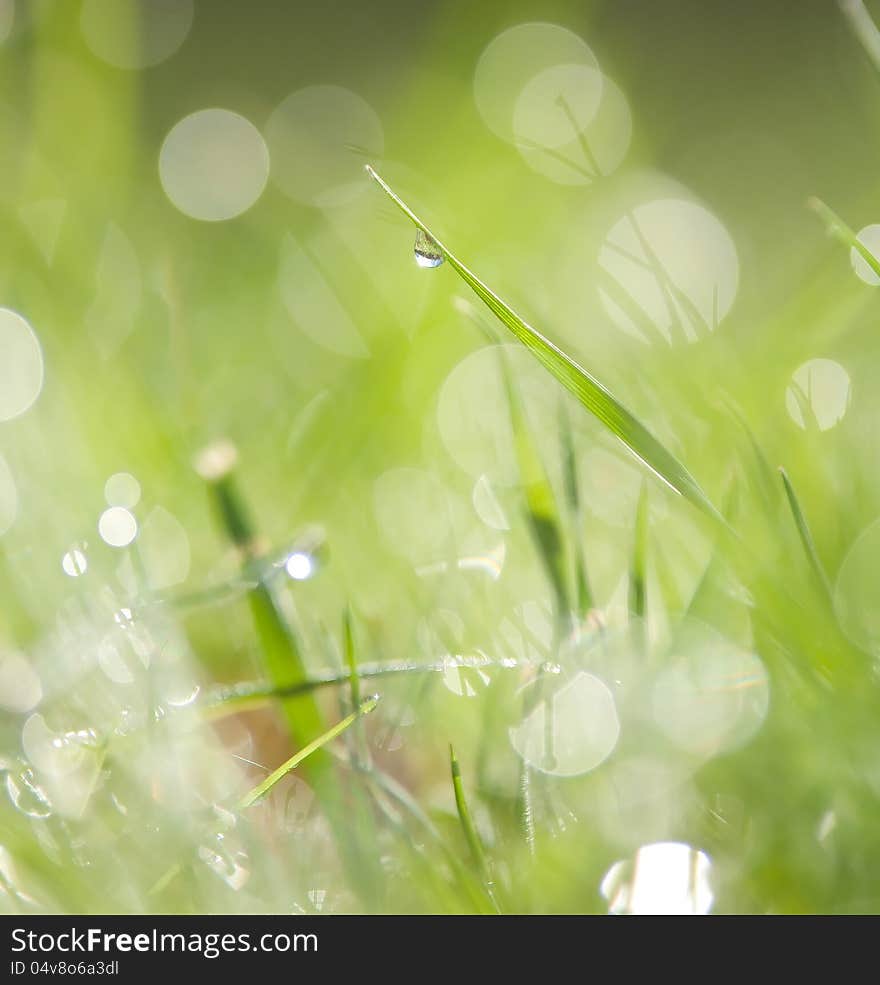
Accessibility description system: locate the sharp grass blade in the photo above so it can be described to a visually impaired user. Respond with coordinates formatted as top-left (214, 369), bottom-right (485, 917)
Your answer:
top-left (197, 448), bottom-right (327, 749)
top-left (808, 196), bottom-right (880, 280)
top-left (343, 604), bottom-right (361, 709)
top-left (238, 697), bottom-right (379, 809)
top-left (449, 744), bottom-right (501, 913)
top-left (365, 165), bottom-right (724, 524)
top-left (343, 604), bottom-right (370, 768)
top-left (779, 467), bottom-right (834, 603)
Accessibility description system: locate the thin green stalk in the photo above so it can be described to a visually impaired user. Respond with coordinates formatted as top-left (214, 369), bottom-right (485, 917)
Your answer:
top-left (808, 197), bottom-right (880, 280)
top-left (203, 654), bottom-right (523, 720)
top-left (498, 348), bottom-right (570, 626)
top-left (197, 447), bottom-right (379, 901)
top-left (449, 745), bottom-right (501, 913)
top-left (559, 401), bottom-right (594, 617)
top-left (365, 165), bottom-right (724, 524)
top-left (343, 604), bottom-right (371, 769)
top-left (629, 481), bottom-right (649, 623)
top-left (239, 697), bottom-right (379, 809)
top-left (199, 458), bottom-right (326, 747)
top-left (779, 467), bottom-right (834, 603)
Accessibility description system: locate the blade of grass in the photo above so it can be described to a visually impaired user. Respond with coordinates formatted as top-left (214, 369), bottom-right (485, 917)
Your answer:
top-left (498, 347), bottom-right (570, 627)
top-left (196, 447), bottom-right (327, 748)
top-left (629, 481), bottom-right (649, 621)
top-left (365, 165), bottom-right (723, 524)
top-left (203, 654), bottom-right (524, 719)
top-left (559, 401), bottom-right (594, 617)
top-left (779, 467), bottom-right (834, 603)
top-left (450, 744), bottom-right (501, 913)
top-left (808, 197), bottom-right (880, 280)
top-left (239, 696), bottom-right (379, 809)
top-left (718, 394), bottom-right (780, 510)
top-left (342, 604), bottom-right (370, 769)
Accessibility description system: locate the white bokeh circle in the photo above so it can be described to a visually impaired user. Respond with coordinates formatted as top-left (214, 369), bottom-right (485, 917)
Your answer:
top-left (159, 109), bottom-right (269, 221)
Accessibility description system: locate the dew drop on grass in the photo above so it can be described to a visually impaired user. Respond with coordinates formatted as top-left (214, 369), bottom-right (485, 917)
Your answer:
top-left (6, 768), bottom-right (52, 819)
top-left (414, 228), bottom-right (444, 268)
top-left (601, 841), bottom-right (713, 915)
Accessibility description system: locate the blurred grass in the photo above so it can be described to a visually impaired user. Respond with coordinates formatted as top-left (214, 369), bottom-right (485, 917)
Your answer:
top-left (2, 0), bottom-right (880, 915)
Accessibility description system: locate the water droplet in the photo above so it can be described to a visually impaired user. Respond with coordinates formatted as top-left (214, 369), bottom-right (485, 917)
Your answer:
top-left (61, 544), bottom-right (88, 578)
top-left (98, 506), bottom-right (138, 548)
top-left (600, 842), bottom-right (713, 915)
top-left (441, 655), bottom-right (490, 698)
top-left (113, 607), bottom-right (135, 629)
top-left (308, 887), bottom-right (327, 911)
top-left (285, 552), bottom-right (314, 580)
top-left (6, 768), bottom-right (52, 818)
top-left (198, 838), bottom-right (250, 890)
top-left (414, 228), bottom-right (444, 268)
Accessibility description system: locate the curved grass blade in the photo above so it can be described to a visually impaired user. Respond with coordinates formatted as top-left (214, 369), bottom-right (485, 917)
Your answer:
top-left (450, 744), bottom-right (501, 913)
top-left (238, 696), bottom-right (379, 809)
top-left (779, 467), bottom-right (833, 603)
top-left (808, 197), bottom-right (880, 280)
top-left (365, 165), bottom-right (723, 523)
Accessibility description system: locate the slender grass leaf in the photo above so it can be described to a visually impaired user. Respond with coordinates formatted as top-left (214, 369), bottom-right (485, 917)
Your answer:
top-left (779, 467), bottom-right (834, 603)
top-left (238, 697), bottom-right (379, 809)
top-left (629, 481), bottom-right (649, 620)
top-left (496, 346), bottom-right (570, 624)
top-left (365, 166), bottom-right (723, 523)
top-left (808, 196), bottom-right (880, 280)
top-left (559, 401), bottom-right (594, 616)
top-left (203, 654), bottom-right (524, 720)
top-left (450, 744), bottom-right (501, 913)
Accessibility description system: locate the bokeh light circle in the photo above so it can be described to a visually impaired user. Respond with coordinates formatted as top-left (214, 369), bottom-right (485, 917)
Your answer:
top-left (159, 109), bottom-right (269, 221)
top-left (0, 309), bottom-right (44, 421)
top-left (785, 358), bottom-right (851, 431)
top-left (98, 507), bottom-right (138, 548)
top-left (104, 472), bottom-right (141, 508)
top-left (599, 198), bottom-right (739, 344)
top-left (517, 74), bottom-right (632, 184)
top-left (652, 624), bottom-right (769, 759)
top-left (81, 0), bottom-right (194, 70)
top-left (474, 22), bottom-right (600, 144)
top-left (851, 224), bottom-right (880, 285)
top-left (266, 85), bottom-right (384, 207)
top-left (509, 671), bottom-right (620, 776)
top-left (601, 842), bottom-right (713, 915)
top-left (512, 63), bottom-right (603, 148)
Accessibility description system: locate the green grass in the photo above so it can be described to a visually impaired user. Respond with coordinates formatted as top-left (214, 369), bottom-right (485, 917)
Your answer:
top-left (4, 0), bottom-right (880, 918)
